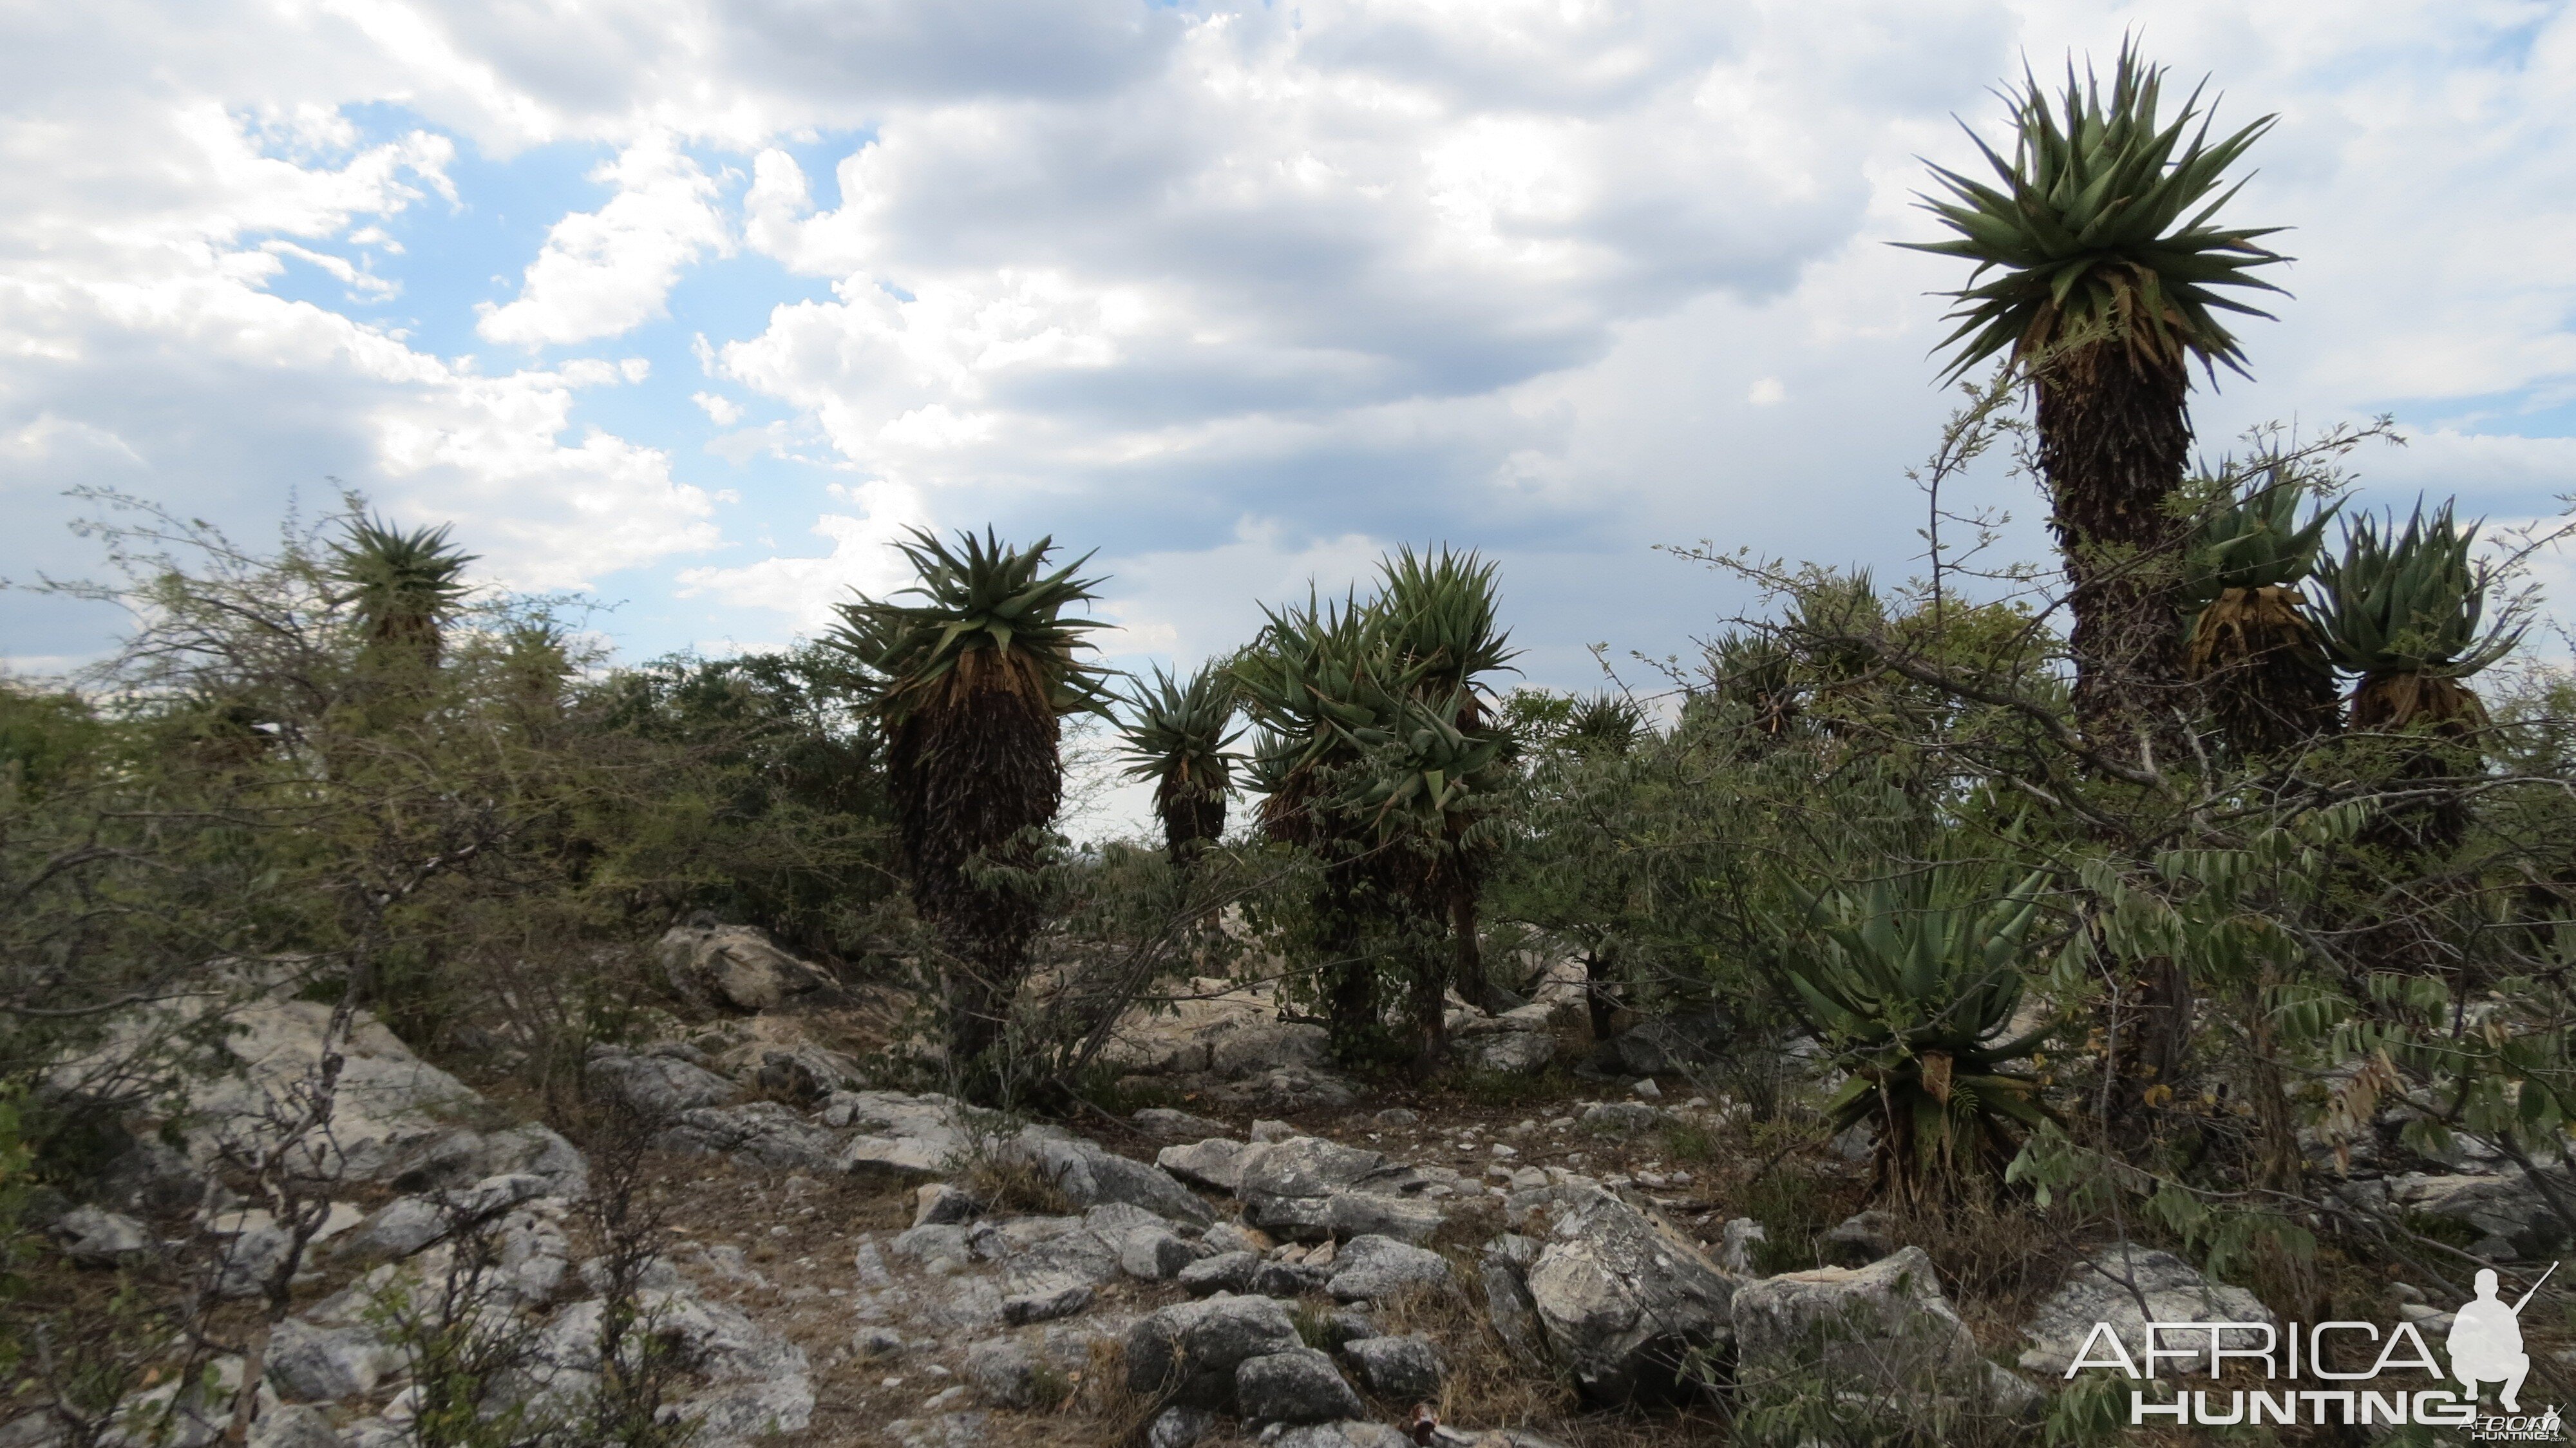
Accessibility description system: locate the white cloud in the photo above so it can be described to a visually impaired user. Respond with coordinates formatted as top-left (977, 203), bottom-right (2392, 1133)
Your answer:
top-left (675, 481), bottom-right (933, 632)
top-left (5, 0), bottom-right (2575, 685)
top-left (477, 134), bottom-right (734, 347)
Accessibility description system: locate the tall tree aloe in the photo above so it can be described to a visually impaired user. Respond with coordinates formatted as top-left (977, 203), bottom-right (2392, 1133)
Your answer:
top-left (1909, 43), bottom-right (2286, 754)
top-left (828, 529), bottom-right (1110, 1098)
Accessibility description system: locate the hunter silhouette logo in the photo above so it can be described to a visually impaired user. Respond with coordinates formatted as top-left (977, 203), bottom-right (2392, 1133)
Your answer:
top-left (2450, 1264), bottom-right (2547, 1413)
top-left (2060, 1259), bottom-right (2564, 1434)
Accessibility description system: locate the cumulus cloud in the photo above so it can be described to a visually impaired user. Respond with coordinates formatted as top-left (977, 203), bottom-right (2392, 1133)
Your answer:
top-left (675, 481), bottom-right (932, 631)
top-left (5, 0), bottom-right (2575, 683)
top-left (478, 135), bottom-right (734, 347)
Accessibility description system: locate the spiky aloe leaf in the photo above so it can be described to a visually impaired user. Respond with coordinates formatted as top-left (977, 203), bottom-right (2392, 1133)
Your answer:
top-left (2309, 501), bottom-right (2523, 680)
top-left (1117, 662), bottom-right (1244, 853)
top-left (1903, 40), bottom-right (2287, 382)
top-left (328, 514), bottom-right (476, 653)
top-left (826, 528), bottom-right (1113, 721)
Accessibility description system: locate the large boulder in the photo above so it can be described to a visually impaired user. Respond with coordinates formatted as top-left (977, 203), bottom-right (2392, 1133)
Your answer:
top-left (656, 1102), bottom-right (846, 1173)
top-left (1125, 1295), bottom-right (1303, 1411)
top-left (264, 1319), bottom-right (395, 1402)
top-left (1455, 1031), bottom-right (1555, 1076)
top-left (1524, 1188), bottom-right (1739, 1404)
top-left (1236, 1137), bottom-right (1448, 1244)
top-left (82, 998), bottom-right (480, 1180)
top-left (1735, 1246), bottom-right (2037, 1421)
top-left (54, 1206), bottom-right (157, 1268)
top-left (1235, 1349), bottom-right (1367, 1425)
top-left (1003, 1130), bottom-right (1214, 1227)
top-left (652, 925), bottom-right (831, 1013)
top-left (2386, 1171), bottom-right (2571, 1262)
top-left (1326, 1235), bottom-right (1455, 1302)
top-left (2018, 1244), bottom-right (2275, 1377)
top-left (1341, 1335), bottom-right (1444, 1400)
top-left (585, 1047), bottom-right (739, 1121)
top-left (389, 1125), bottom-right (588, 1201)
top-left (1157, 1138), bottom-right (1250, 1193)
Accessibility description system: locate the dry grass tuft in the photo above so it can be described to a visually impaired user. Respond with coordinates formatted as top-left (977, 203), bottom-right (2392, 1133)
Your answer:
top-left (953, 1145), bottom-right (1078, 1217)
top-left (1373, 1274), bottom-right (1573, 1431)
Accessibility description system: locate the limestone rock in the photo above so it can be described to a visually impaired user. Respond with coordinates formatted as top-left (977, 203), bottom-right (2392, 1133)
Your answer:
top-left (1455, 1031), bottom-right (1554, 1076)
top-left (651, 924), bottom-right (830, 1013)
top-left (1125, 1295), bottom-right (1303, 1411)
top-left (1342, 1335), bottom-right (1444, 1400)
top-left (390, 1125), bottom-right (588, 1201)
top-left (1736, 1246), bottom-right (2032, 1418)
top-left (1235, 1348), bottom-right (1366, 1425)
top-left (658, 1101), bottom-right (846, 1172)
top-left (1179, 1251), bottom-right (1257, 1295)
top-left (1003, 1130), bottom-right (1213, 1226)
top-left (914, 1184), bottom-right (980, 1227)
top-left (1716, 1217), bottom-right (1768, 1276)
top-left (54, 1206), bottom-right (156, 1268)
top-left (963, 1338), bottom-right (1063, 1408)
top-left (1524, 1187), bottom-right (1738, 1403)
top-left (1817, 1210), bottom-right (1897, 1267)
top-left (2018, 1244), bottom-right (2275, 1377)
top-left (1147, 1406), bottom-right (1214, 1448)
top-left (264, 1319), bottom-right (395, 1402)
top-left (1157, 1138), bottom-right (1250, 1194)
top-left (1134, 1107), bottom-right (1232, 1141)
top-left (585, 1047), bottom-right (739, 1121)
top-left (1479, 1234), bottom-right (1544, 1361)
top-left (1577, 1101), bottom-right (1661, 1134)
top-left (1326, 1235), bottom-right (1455, 1302)
top-left (1212, 1024), bottom-right (1329, 1079)
top-left (2387, 1170), bottom-right (2572, 1262)
top-left (1273, 1425), bottom-right (1410, 1448)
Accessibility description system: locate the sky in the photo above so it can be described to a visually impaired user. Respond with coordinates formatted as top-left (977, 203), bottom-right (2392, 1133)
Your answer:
top-left (4, 1), bottom-right (2575, 832)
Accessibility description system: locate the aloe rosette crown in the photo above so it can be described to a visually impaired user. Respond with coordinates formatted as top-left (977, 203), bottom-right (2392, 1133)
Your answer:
top-left (1117, 662), bottom-right (1244, 857)
top-left (1906, 41), bottom-right (2287, 382)
top-left (1786, 866), bottom-right (2056, 1195)
top-left (2183, 468), bottom-right (2335, 609)
top-left (2311, 502), bottom-right (2521, 687)
top-left (328, 515), bottom-right (477, 663)
top-left (828, 528), bottom-right (1113, 721)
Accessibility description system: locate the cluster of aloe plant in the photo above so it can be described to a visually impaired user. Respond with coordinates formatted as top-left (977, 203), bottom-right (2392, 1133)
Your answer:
top-left (1234, 548), bottom-right (1519, 1063)
top-left (2180, 472), bottom-right (2524, 764)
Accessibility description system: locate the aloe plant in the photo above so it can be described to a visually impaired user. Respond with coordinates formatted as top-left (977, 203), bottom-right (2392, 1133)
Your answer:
top-left (1907, 41), bottom-right (2286, 749)
top-left (2311, 501), bottom-right (2522, 732)
top-left (2181, 470), bottom-right (2339, 754)
top-left (827, 528), bottom-right (1111, 1096)
top-left (1117, 663), bottom-right (1242, 863)
top-left (1785, 866), bottom-right (2056, 1200)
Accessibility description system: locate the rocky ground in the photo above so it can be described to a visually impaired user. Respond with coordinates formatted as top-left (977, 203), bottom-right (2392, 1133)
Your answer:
top-left (24, 925), bottom-right (2576, 1448)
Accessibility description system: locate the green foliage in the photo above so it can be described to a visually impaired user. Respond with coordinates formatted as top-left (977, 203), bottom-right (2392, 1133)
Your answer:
top-left (594, 645), bottom-right (895, 963)
top-left (1785, 864), bottom-right (2056, 1194)
top-left (826, 526), bottom-right (1113, 720)
top-left (1906, 39), bottom-right (2286, 380)
top-left (2181, 466), bottom-right (2335, 607)
top-left (2311, 500), bottom-right (2523, 680)
top-left (327, 513), bottom-right (477, 663)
